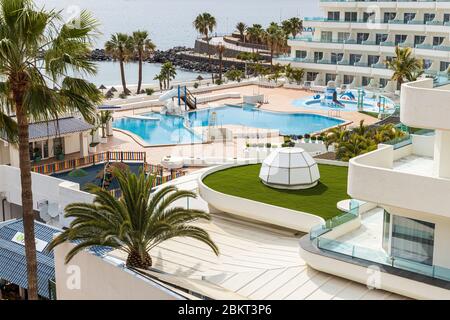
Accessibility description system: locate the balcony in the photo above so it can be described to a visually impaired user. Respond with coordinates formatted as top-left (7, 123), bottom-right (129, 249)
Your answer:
top-left (347, 130), bottom-right (450, 219)
top-left (401, 79), bottom-right (450, 130)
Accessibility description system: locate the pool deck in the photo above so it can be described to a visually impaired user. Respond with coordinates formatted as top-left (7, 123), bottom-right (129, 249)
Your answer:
top-left (103, 85), bottom-right (379, 165)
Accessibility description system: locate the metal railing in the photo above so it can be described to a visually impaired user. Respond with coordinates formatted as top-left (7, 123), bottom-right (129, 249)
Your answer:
top-left (31, 151), bottom-right (147, 175)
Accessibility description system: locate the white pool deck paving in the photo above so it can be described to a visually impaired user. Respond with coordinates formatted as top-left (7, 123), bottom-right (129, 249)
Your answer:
top-left (108, 170), bottom-right (407, 300)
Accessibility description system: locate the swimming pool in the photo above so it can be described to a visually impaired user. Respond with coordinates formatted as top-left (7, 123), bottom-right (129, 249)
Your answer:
top-left (292, 94), bottom-right (395, 114)
top-left (113, 105), bottom-right (345, 146)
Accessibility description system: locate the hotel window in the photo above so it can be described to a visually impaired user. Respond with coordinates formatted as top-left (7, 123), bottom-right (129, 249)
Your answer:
top-left (338, 32), bottom-right (350, 43)
top-left (362, 77), bottom-right (371, 86)
top-left (314, 51), bottom-right (323, 62)
top-left (363, 12), bottom-right (375, 23)
top-left (391, 216), bottom-right (435, 265)
top-left (356, 33), bottom-right (369, 44)
top-left (395, 34), bottom-right (407, 45)
top-left (414, 35), bottom-right (425, 46)
top-left (433, 36), bottom-right (444, 46)
top-left (349, 54), bottom-right (361, 65)
top-left (368, 55), bottom-right (379, 66)
top-left (306, 72), bottom-right (318, 81)
top-left (295, 50), bottom-right (307, 59)
top-left (424, 13), bottom-right (435, 24)
top-left (328, 11), bottom-right (340, 21)
top-left (384, 12), bottom-right (396, 23)
top-left (344, 12), bottom-right (357, 22)
top-left (321, 31), bottom-right (333, 42)
top-left (343, 75), bottom-right (354, 84)
top-left (379, 78), bottom-right (388, 88)
top-left (331, 52), bottom-right (343, 64)
top-left (325, 73), bottom-right (336, 83)
top-left (441, 61), bottom-right (450, 72)
top-left (444, 14), bottom-right (450, 23)
top-left (403, 13), bottom-right (415, 23)
top-left (375, 34), bottom-right (388, 45)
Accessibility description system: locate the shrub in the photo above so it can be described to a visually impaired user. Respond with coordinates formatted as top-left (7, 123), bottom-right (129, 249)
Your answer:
top-left (298, 135), bottom-right (303, 140)
top-left (317, 135), bottom-right (324, 141)
top-left (304, 133), bottom-right (311, 139)
top-left (145, 88), bottom-right (155, 96)
top-left (311, 136), bottom-right (317, 141)
top-left (215, 79), bottom-right (223, 85)
top-left (266, 142), bottom-right (271, 148)
top-left (118, 92), bottom-right (127, 99)
top-left (193, 82), bottom-right (199, 89)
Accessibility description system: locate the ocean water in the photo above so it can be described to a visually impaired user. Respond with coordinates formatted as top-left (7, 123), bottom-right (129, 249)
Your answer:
top-left (36, 0), bottom-right (320, 86)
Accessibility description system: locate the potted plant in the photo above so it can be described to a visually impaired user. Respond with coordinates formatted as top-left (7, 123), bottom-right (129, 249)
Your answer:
top-left (297, 135), bottom-right (304, 142)
top-left (311, 136), bottom-right (317, 143)
top-left (265, 142), bottom-right (272, 148)
top-left (89, 142), bottom-right (99, 153)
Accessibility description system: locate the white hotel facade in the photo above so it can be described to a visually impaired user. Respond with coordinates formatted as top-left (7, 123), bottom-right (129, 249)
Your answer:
top-left (278, 0), bottom-right (450, 91)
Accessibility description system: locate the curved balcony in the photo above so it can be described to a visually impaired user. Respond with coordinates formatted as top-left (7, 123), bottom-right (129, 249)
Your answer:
top-left (401, 79), bottom-right (450, 131)
top-left (348, 140), bottom-right (450, 219)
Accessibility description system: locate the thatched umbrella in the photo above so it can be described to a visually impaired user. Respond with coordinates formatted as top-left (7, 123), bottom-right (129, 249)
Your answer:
top-left (196, 75), bottom-right (204, 81)
top-left (110, 86), bottom-right (118, 93)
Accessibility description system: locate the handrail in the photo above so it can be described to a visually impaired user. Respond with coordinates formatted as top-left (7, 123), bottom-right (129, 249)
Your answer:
top-left (31, 151), bottom-right (147, 175)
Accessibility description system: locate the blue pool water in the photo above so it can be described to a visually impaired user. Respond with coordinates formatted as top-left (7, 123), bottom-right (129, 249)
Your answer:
top-left (292, 95), bottom-right (396, 114)
top-left (113, 105), bottom-right (345, 146)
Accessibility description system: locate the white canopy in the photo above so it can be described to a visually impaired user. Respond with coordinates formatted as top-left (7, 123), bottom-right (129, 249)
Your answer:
top-left (259, 148), bottom-right (320, 189)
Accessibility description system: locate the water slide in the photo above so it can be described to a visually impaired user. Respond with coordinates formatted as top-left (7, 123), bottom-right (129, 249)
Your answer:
top-left (340, 91), bottom-right (356, 100)
top-left (178, 86), bottom-right (197, 110)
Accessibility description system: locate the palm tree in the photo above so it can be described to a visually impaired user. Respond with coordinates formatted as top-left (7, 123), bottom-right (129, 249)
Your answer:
top-left (105, 33), bottom-right (132, 95)
top-left (216, 44), bottom-right (226, 82)
top-left (264, 23), bottom-right (286, 69)
top-left (246, 24), bottom-right (264, 50)
top-left (99, 111), bottom-right (113, 138)
top-left (131, 31), bottom-right (156, 94)
top-left (153, 73), bottom-right (164, 91)
top-left (193, 13), bottom-right (217, 81)
top-left (161, 62), bottom-right (177, 89)
top-left (387, 46), bottom-right (423, 90)
top-left (236, 22), bottom-right (247, 42)
top-left (336, 134), bottom-right (376, 161)
top-left (289, 17), bottom-right (303, 39)
top-left (281, 19), bottom-right (292, 37)
top-left (0, 0), bottom-right (102, 299)
top-left (48, 169), bottom-right (219, 270)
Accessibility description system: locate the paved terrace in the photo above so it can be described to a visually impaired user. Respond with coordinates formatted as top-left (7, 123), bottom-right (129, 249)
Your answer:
top-left (108, 170), bottom-right (406, 300)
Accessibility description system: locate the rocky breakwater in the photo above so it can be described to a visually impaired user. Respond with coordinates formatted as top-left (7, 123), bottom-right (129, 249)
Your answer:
top-left (88, 46), bottom-right (243, 74)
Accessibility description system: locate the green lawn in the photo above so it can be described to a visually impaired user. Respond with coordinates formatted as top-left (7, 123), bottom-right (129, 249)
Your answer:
top-left (203, 164), bottom-right (349, 220)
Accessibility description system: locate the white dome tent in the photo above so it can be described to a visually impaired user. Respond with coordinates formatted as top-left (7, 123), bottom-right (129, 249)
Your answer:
top-left (259, 148), bottom-right (320, 190)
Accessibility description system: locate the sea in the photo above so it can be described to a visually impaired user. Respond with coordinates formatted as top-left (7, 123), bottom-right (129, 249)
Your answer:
top-left (36, 0), bottom-right (321, 86)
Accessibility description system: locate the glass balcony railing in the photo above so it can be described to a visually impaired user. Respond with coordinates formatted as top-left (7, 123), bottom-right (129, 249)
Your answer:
top-left (316, 237), bottom-right (450, 282)
top-left (309, 197), bottom-right (450, 282)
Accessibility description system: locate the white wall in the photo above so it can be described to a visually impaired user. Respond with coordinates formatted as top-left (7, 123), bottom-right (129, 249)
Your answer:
top-left (54, 242), bottom-right (185, 300)
top-left (412, 134), bottom-right (434, 157)
top-left (0, 165), bottom-right (93, 228)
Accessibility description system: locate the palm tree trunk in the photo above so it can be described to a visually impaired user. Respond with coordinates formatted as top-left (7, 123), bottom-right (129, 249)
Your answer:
top-left (137, 51), bottom-right (143, 94)
top-left (270, 48), bottom-right (274, 71)
top-left (206, 35), bottom-right (213, 82)
top-left (119, 56), bottom-right (127, 94)
top-left (219, 55), bottom-right (223, 81)
top-left (126, 250), bottom-right (152, 269)
top-left (15, 102), bottom-right (39, 300)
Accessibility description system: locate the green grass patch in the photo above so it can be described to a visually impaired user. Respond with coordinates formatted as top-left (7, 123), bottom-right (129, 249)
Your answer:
top-left (203, 164), bottom-right (349, 220)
